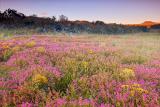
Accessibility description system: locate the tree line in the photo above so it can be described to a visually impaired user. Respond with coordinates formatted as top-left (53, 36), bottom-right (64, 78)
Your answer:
top-left (0, 9), bottom-right (160, 34)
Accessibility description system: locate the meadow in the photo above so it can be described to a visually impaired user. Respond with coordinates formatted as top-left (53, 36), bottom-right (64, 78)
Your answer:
top-left (0, 33), bottom-right (160, 107)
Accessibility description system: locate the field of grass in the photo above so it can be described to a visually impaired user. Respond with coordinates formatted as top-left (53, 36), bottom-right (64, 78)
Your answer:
top-left (0, 33), bottom-right (160, 107)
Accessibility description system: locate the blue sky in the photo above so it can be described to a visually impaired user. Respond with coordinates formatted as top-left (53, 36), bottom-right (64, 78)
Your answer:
top-left (0, 0), bottom-right (160, 24)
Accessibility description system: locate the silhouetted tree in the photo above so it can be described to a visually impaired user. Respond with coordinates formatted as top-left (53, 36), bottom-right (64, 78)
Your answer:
top-left (3, 9), bottom-right (25, 19)
top-left (52, 16), bottom-right (56, 22)
top-left (59, 15), bottom-right (68, 22)
top-left (95, 21), bottom-right (105, 25)
top-left (31, 14), bottom-right (37, 17)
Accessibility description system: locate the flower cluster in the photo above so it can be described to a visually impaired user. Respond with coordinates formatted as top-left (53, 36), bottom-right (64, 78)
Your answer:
top-left (121, 83), bottom-right (148, 96)
top-left (25, 41), bottom-right (36, 48)
top-left (32, 74), bottom-right (48, 84)
top-left (119, 68), bottom-right (135, 80)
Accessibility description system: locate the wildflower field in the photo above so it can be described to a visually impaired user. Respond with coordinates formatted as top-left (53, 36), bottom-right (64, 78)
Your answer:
top-left (0, 33), bottom-right (160, 107)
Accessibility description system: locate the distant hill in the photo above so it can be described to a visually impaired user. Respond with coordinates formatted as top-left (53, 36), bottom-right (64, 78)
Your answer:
top-left (128, 21), bottom-right (160, 28)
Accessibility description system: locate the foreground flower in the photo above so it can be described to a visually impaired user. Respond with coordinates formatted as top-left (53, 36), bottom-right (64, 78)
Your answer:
top-left (121, 83), bottom-right (149, 96)
top-left (12, 46), bottom-right (21, 52)
top-left (88, 49), bottom-right (94, 54)
top-left (36, 46), bottom-right (46, 53)
top-left (26, 41), bottom-right (36, 48)
top-left (82, 61), bottom-right (89, 68)
top-left (119, 68), bottom-right (135, 80)
top-left (32, 74), bottom-right (48, 84)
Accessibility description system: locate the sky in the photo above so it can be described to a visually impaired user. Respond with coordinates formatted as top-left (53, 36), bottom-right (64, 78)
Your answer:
top-left (0, 0), bottom-right (160, 24)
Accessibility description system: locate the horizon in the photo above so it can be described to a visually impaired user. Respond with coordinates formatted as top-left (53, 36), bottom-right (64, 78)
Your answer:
top-left (0, 0), bottom-right (160, 24)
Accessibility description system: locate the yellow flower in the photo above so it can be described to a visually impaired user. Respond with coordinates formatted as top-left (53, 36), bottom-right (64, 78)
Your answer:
top-left (143, 90), bottom-right (149, 94)
top-left (119, 68), bottom-right (135, 80)
top-left (130, 90), bottom-right (135, 96)
top-left (12, 46), bottom-right (21, 52)
top-left (26, 41), bottom-right (36, 48)
top-left (121, 83), bottom-right (149, 96)
top-left (121, 85), bottom-right (129, 88)
top-left (135, 87), bottom-right (148, 94)
top-left (88, 49), bottom-right (94, 54)
top-left (36, 47), bottom-right (45, 53)
top-left (122, 68), bottom-right (134, 75)
top-left (132, 83), bottom-right (140, 87)
top-left (3, 45), bottom-right (10, 49)
top-left (32, 74), bottom-right (48, 84)
top-left (82, 61), bottom-right (89, 68)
